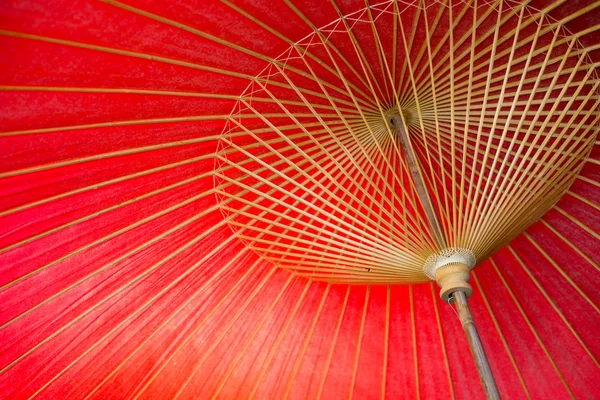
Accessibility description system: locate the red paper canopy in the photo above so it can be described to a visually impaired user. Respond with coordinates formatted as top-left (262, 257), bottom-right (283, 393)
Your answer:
top-left (0, 0), bottom-right (599, 399)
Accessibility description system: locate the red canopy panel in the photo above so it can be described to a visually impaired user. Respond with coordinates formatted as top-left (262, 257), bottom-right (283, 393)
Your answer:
top-left (0, 0), bottom-right (599, 399)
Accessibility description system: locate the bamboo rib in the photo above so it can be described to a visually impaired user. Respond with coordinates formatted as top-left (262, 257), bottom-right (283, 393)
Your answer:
top-left (81, 256), bottom-right (267, 399)
top-left (490, 258), bottom-right (575, 397)
top-left (430, 283), bottom-right (455, 400)
top-left (473, 272), bottom-right (532, 399)
top-left (32, 245), bottom-right (260, 398)
top-left (216, 0), bottom-right (598, 284)
top-left (507, 245), bottom-right (599, 368)
top-left (125, 151), bottom-right (370, 396)
top-left (315, 286), bottom-right (351, 399)
top-left (84, 148), bottom-right (358, 395)
top-left (35, 125), bottom-right (405, 392)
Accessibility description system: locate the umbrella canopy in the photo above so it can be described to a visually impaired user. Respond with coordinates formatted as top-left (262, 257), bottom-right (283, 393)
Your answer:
top-left (1, 0), bottom-right (599, 399)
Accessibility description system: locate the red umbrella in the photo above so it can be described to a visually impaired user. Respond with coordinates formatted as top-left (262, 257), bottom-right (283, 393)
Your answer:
top-left (1, 0), bottom-right (599, 398)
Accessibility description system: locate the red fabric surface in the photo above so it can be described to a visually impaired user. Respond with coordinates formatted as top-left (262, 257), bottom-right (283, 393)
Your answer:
top-left (1, 0), bottom-right (599, 398)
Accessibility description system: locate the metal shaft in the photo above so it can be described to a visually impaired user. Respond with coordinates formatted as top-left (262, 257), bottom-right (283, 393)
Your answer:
top-left (453, 290), bottom-right (501, 400)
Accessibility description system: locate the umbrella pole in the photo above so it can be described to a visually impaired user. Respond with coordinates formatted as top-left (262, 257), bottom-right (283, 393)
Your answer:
top-left (391, 114), bottom-right (444, 247)
top-left (391, 114), bottom-right (500, 399)
top-left (452, 290), bottom-right (500, 400)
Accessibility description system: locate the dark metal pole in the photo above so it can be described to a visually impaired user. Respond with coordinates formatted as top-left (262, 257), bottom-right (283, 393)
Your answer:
top-left (453, 290), bottom-right (501, 400)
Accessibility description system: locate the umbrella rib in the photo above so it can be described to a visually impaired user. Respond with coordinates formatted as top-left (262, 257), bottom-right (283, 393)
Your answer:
top-left (0, 136), bottom-right (221, 179)
top-left (32, 245), bottom-right (261, 399)
top-left (577, 174), bottom-right (600, 189)
top-left (207, 279), bottom-right (311, 399)
top-left (2, 1), bottom-right (598, 395)
top-left (435, 44), bottom-right (600, 101)
top-left (381, 285), bottom-right (391, 400)
top-left (522, 231), bottom-right (600, 315)
top-left (471, 79), bottom-right (600, 253)
top-left (407, 121), bottom-right (574, 249)
top-left (0, 114), bottom-right (237, 136)
top-left (401, 0), bottom-right (480, 106)
top-left (1, 214), bottom-right (235, 376)
top-left (477, 166), bottom-right (594, 262)
top-left (219, 160), bottom-right (403, 259)
top-left (0, 126), bottom-right (356, 257)
top-left (81, 255), bottom-right (265, 399)
top-left (329, 0), bottom-right (388, 101)
top-left (246, 282), bottom-right (326, 399)
top-left (397, 0), bottom-right (449, 103)
top-left (218, 131), bottom-right (418, 256)
top-left (554, 206), bottom-right (600, 242)
top-left (306, 11), bottom-right (437, 242)
top-left (296, 134), bottom-right (415, 280)
top-left (217, 166), bottom-right (419, 260)
top-left (236, 230), bottom-right (412, 274)
top-left (281, 0), bottom-right (380, 107)
top-left (126, 141), bottom-right (387, 396)
top-left (390, 1), bottom-right (398, 91)
top-left (0, 122), bottom-right (348, 218)
top-left (433, 49), bottom-right (600, 104)
top-left (2, 144), bottom-right (361, 321)
top-left (539, 219), bottom-right (600, 273)
top-left (235, 93), bottom-right (411, 243)
top-left (0, 112), bottom-right (351, 137)
top-left (396, 9), bottom-right (447, 248)
top-left (0, 168), bottom-right (214, 259)
top-left (348, 286), bottom-right (370, 400)
top-left (318, 133), bottom-right (389, 278)
top-left (219, 167), bottom-right (423, 267)
top-left (282, 284), bottom-right (331, 399)
top-left (226, 113), bottom-right (414, 248)
top-left (222, 185), bottom-right (420, 267)
top-left (419, 1), bottom-right (455, 242)
top-left (0, 85), bottom-right (362, 115)
top-left (507, 245), bottom-right (599, 368)
top-left (0, 154), bottom-right (200, 218)
top-left (248, 58), bottom-right (434, 244)
top-left (466, 3), bottom-right (526, 249)
top-left (472, 272), bottom-right (533, 399)
top-left (0, 29), bottom-right (248, 77)
top-left (362, 1), bottom-right (443, 246)
top-left (566, 190), bottom-right (600, 214)
top-left (314, 286), bottom-right (351, 400)
top-left (395, 0), bottom-right (424, 102)
top-left (430, 7), bottom-right (599, 97)
top-left (410, 284), bottom-right (420, 400)
top-left (430, 282), bottom-right (456, 400)
top-left (415, 121), bottom-right (588, 194)
top-left (457, 0), bottom-right (479, 244)
top-left (410, 0), bottom-right (560, 99)
top-left (283, 46), bottom-right (421, 229)
top-left (0, 30), bottom-right (365, 114)
top-left (446, 1), bottom-right (457, 244)
top-left (469, 67), bottom-right (599, 250)
top-left (231, 280), bottom-right (314, 400)
top-left (461, 0), bottom-right (505, 249)
top-left (490, 258), bottom-right (575, 398)
top-left (257, 132), bottom-right (413, 279)
top-left (219, 0), bottom-right (381, 112)
top-left (102, 0), bottom-right (378, 111)
top-left (170, 271), bottom-right (294, 400)
top-left (23, 155), bottom-right (356, 396)
top-left (0, 187), bottom-right (219, 296)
